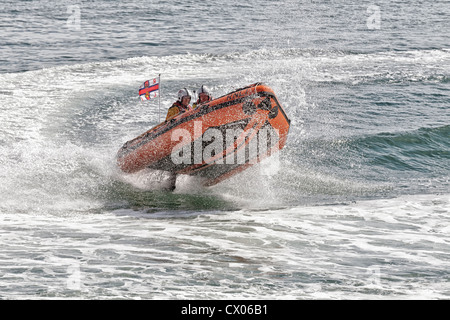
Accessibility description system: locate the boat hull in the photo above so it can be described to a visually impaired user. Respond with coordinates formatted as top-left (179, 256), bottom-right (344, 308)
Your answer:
top-left (117, 83), bottom-right (290, 186)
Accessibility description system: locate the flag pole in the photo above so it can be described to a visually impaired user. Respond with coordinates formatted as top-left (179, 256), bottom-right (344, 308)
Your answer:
top-left (158, 74), bottom-right (161, 123)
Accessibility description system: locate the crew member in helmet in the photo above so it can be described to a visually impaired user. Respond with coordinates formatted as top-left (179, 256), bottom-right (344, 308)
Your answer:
top-left (164, 88), bottom-right (193, 191)
top-left (193, 85), bottom-right (213, 109)
top-left (165, 88), bottom-right (193, 121)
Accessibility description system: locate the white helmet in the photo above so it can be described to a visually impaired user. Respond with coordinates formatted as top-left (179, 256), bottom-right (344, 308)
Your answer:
top-left (177, 88), bottom-right (192, 101)
top-left (198, 85), bottom-right (211, 97)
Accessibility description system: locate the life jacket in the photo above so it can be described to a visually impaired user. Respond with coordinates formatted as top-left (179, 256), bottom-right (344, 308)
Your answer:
top-left (165, 101), bottom-right (192, 121)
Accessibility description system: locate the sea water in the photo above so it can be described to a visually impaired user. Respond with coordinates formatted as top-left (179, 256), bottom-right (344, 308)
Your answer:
top-left (0, 0), bottom-right (449, 299)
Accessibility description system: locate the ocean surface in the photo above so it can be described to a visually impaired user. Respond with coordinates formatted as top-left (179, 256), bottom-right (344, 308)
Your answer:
top-left (0, 0), bottom-right (449, 299)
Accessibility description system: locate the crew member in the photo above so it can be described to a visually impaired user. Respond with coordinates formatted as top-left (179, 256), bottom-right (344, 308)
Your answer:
top-left (165, 88), bottom-right (193, 121)
top-left (164, 88), bottom-right (193, 191)
top-left (193, 85), bottom-right (213, 109)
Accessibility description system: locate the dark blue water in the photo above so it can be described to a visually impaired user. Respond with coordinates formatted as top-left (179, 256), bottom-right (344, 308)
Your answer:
top-left (2, 0), bottom-right (449, 72)
top-left (0, 0), bottom-right (449, 299)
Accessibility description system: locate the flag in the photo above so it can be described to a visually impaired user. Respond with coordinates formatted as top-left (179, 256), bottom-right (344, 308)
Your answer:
top-left (139, 77), bottom-right (160, 101)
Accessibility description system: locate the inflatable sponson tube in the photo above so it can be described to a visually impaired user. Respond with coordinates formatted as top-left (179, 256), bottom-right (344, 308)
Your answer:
top-left (117, 83), bottom-right (290, 186)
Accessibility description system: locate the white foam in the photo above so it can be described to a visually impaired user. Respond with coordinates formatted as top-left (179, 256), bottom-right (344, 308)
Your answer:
top-left (1, 47), bottom-right (449, 299)
top-left (0, 193), bottom-right (449, 299)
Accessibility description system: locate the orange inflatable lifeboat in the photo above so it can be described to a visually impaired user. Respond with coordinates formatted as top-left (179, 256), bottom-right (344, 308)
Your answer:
top-left (117, 83), bottom-right (290, 186)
